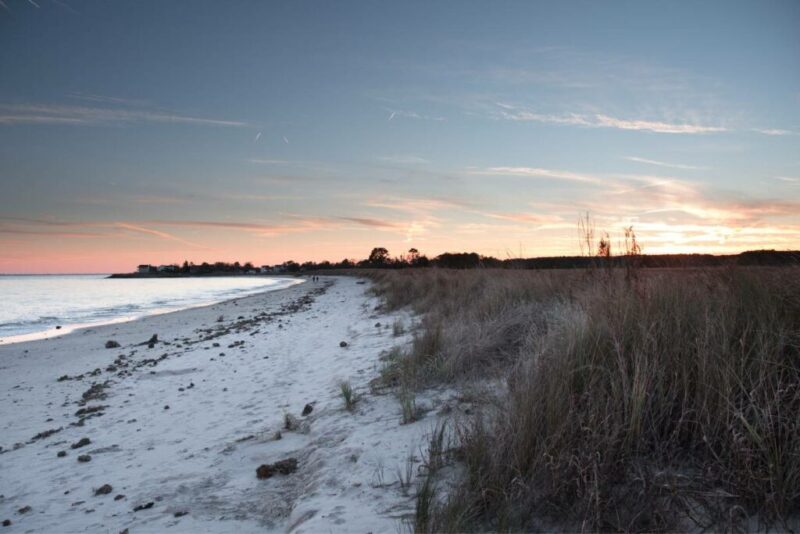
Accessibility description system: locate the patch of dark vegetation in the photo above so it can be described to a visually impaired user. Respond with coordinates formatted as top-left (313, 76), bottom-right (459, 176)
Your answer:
top-left (57, 373), bottom-right (84, 382)
top-left (79, 382), bottom-right (109, 405)
top-left (70, 437), bottom-right (91, 449)
top-left (75, 405), bottom-right (107, 417)
top-left (256, 458), bottom-right (298, 479)
top-left (186, 281), bottom-right (332, 345)
top-left (373, 266), bottom-right (800, 532)
top-left (29, 427), bottom-right (62, 442)
top-left (94, 484), bottom-right (112, 496)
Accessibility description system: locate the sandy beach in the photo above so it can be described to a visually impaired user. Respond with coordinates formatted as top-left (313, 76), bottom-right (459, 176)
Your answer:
top-left (0, 276), bottom-right (446, 533)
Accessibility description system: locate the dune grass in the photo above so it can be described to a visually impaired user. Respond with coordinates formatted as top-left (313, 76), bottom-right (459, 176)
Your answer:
top-left (370, 266), bottom-right (800, 531)
top-left (339, 380), bottom-right (358, 411)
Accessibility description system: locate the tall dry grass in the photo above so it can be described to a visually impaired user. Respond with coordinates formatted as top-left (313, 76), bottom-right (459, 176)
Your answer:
top-left (371, 267), bottom-right (800, 531)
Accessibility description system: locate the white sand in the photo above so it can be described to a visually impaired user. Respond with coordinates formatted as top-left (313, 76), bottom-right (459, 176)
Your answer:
top-left (0, 276), bottom-right (450, 533)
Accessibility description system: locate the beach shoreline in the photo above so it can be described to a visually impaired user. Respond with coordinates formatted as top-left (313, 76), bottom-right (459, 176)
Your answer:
top-left (0, 276), bottom-right (447, 533)
top-left (0, 276), bottom-right (305, 346)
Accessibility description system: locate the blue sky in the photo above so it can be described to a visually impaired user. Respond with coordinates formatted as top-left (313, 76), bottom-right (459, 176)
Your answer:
top-left (0, 0), bottom-right (798, 272)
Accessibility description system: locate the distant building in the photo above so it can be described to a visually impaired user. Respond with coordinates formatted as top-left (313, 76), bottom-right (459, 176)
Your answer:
top-left (157, 265), bottom-right (177, 273)
top-left (137, 264), bottom-right (155, 274)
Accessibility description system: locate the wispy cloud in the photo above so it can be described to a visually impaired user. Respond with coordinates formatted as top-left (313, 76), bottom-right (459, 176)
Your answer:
top-left (497, 105), bottom-right (726, 134)
top-left (0, 103), bottom-right (249, 127)
top-left (385, 108), bottom-right (445, 122)
top-left (364, 196), bottom-right (469, 213)
top-left (753, 128), bottom-right (795, 136)
top-left (67, 92), bottom-right (152, 107)
top-left (249, 158), bottom-right (291, 165)
top-left (470, 166), bottom-right (604, 184)
top-left (337, 217), bottom-right (404, 229)
top-left (480, 211), bottom-right (563, 225)
top-left (624, 156), bottom-right (706, 171)
top-left (593, 115), bottom-right (726, 134)
top-left (775, 176), bottom-right (799, 183)
top-left (114, 222), bottom-right (205, 248)
top-left (377, 155), bottom-right (429, 165)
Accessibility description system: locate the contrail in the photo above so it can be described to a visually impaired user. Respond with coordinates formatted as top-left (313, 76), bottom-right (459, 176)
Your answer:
top-left (254, 131), bottom-right (261, 142)
top-left (283, 135), bottom-right (289, 144)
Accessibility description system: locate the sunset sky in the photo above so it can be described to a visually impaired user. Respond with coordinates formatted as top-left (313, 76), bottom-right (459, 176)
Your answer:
top-left (1, 1), bottom-right (799, 273)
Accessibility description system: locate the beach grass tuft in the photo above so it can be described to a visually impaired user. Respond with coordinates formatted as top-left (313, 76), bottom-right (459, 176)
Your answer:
top-left (338, 380), bottom-right (358, 411)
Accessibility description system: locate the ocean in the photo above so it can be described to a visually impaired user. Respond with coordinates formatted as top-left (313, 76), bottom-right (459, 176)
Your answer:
top-left (0, 274), bottom-right (301, 343)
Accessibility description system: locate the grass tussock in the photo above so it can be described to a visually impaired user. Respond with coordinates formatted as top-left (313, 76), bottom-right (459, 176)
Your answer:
top-left (372, 267), bottom-right (800, 531)
top-left (339, 380), bottom-right (358, 411)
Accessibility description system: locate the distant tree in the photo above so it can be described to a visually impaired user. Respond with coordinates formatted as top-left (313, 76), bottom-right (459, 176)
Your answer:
top-left (413, 254), bottom-right (430, 267)
top-left (597, 233), bottom-right (611, 258)
top-left (243, 261), bottom-right (254, 271)
top-left (435, 252), bottom-right (482, 269)
top-left (181, 260), bottom-right (190, 274)
top-left (283, 260), bottom-right (300, 273)
top-left (368, 247), bottom-right (390, 267)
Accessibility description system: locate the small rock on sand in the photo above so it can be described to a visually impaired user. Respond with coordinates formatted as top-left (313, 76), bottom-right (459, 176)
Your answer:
top-left (114, 494), bottom-right (125, 501)
top-left (256, 458), bottom-right (298, 479)
top-left (17, 506), bottom-right (31, 514)
top-left (70, 437), bottom-right (91, 449)
top-left (105, 340), bottom-right (120, 349)
top-left (77, 455), bottom-right (91, 463)
top-left (174, 511), bottom-right (188, 518)
top-left (57, 451), bottom-right (67, 457)
top-left (339, 341), bottom-right (348, 347)
top-left (2, 519), bottom-right (11, 527)
top-left (302, 403), bottom-right (313, 416)
top-left (94, 484), bottom-right (113, 496)
top-left (133, 502), bottom-right (154, 512)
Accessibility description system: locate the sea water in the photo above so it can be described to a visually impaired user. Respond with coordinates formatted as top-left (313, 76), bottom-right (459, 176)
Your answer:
top-left (0, 274), bottom-right (301, 343)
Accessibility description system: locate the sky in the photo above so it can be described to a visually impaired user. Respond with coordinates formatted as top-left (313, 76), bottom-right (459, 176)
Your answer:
top-left (0, 0), bottom-right (799, 273)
